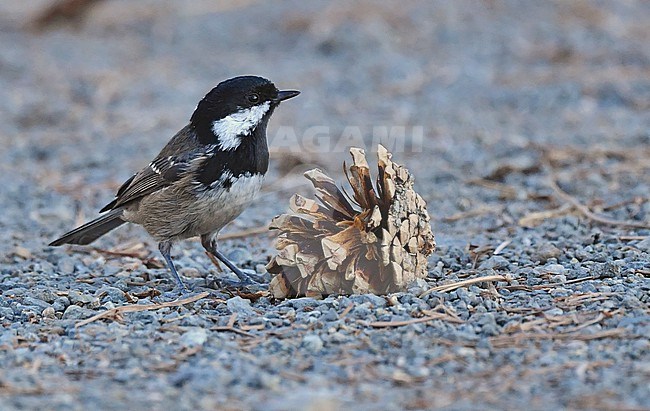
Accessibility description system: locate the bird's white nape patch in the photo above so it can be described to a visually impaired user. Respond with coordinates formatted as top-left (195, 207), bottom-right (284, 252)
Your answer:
top-left (211, 101), bottom-right (271, 150)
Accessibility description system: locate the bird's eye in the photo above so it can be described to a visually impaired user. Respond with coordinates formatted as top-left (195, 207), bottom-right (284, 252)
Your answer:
top-left (247, 93), bottom-right (260, 103)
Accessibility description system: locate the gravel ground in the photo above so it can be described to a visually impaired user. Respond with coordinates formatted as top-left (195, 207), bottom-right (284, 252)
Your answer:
top-left (1, 1), bottom-right (649, 410)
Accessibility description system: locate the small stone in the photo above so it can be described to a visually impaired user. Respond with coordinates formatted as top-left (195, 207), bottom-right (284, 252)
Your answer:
top-left (591, 262), bottom-right (620, 279)
top-left (226, 296), bottom-right (255, 316)
top-left (301, 334), bottom-right (324, 352)
top-left (634, 237), bottom-right (650, 253)
top-left (21, 297), bottom-right (51, 311)
top-left (532, 242), bottom-right (561, 263)
top-left (0, 307), bottom-right (14, 321)
top-left (322, 308), bottom-right (339, 322)
top-left (407, 278), bottom-right (428, 294)
top-left (180, 327), bottom-right (208, 347)
top-left (41, 307), bottom-right (56, 318)
top-left (96, 286), bottom-right (127, 303)
top-left (286, 297), bottom-right (320, 311)
top-left (13, 246), bottom-right (32, 259)
top-left (57, 257), bottom-right (76, 274)
top-left (549, 288), bottom-right (571, 298)
top-left (351, 305), bottom-right (372, 318)
top-left (52, 296), bottom-right (70, 312)
top-left (479, 256), bottom-right (509, 271)
top-left (62, 305), bottom-right (94, 320)
top-left (32, 289), bottom-right (58, 303)
top-left (349, 294), bottom-right (386, 308)
top-left (68, 290), bottom-right (100, 307)
top-left (180, 267), bottom-right (202, 278)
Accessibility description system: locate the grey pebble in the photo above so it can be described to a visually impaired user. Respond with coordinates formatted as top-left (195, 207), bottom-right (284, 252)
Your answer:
top-left (41, 306), bottom-right (56, 318)
top-left (349, 294), bottom-right (386, 308)
top-left (61, 305), bottom-right (94, 320)
top-left (52, 296), bottom-right (70, 312)
top-left (68, 290), bottom-right (100, 307)
top-left (31, 288), bottom-right (58, 303)
top-left (95, 286), bottom-right (127, 303)
top-left (57, 257), bottom-right (76, 274)
top-left (301, 334), bottom-right (324, 352)
top-left (532, 242), bottom-right (562, 263)
top-left (591, 262), bottom-right (620, 279)
top-left (0, 307), bottom-right (14, 320)
top-left (226, 296), bottom-right (256, 316)
top-left (479, 256), bottom-right (510, 270)
top-left (21, 297), bottom-right (51, 311)
top-left (321, 308), bottom-right (339, 321)
top-left (285, 297), bottom-right (320, 311)
top-left (634, 237), bottom-right (650, 253)
top-left (180, 327), bottom-right (208, 347)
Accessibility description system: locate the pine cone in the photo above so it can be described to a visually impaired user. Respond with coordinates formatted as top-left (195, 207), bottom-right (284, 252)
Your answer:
top-left (267, 145), bottom-right (435, 298)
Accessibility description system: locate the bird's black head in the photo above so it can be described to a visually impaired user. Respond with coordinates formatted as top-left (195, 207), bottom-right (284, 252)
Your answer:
top-left (190, 76), bottom-right (299, 148)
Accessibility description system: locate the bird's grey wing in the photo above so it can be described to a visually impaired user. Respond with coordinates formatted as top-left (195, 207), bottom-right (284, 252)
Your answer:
top-left (99, 125), bottom-right (201, 212)
top-left (99, 156), bottom-right (189, 212)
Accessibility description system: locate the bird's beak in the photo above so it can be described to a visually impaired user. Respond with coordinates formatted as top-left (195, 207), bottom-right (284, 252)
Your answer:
top-left (275, 90), bottom-right (300, 102)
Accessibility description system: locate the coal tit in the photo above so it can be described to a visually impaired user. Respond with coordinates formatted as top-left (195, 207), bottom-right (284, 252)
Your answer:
top-left (50, 76), bottom-right (300, 293)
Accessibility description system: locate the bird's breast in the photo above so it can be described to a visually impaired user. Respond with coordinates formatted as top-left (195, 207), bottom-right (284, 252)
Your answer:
top-left (190, 172), bottom-right (265, 234)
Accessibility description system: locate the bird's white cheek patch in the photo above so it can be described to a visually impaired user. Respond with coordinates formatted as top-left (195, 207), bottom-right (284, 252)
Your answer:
top-left (212, 102), bottom-right (271, 150)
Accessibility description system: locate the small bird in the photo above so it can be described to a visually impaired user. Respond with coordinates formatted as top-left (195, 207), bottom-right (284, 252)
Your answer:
top-left (50, 76), bottom-right (300, 293)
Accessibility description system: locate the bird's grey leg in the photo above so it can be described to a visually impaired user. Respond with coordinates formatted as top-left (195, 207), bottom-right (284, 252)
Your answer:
top-left (158, 241), bottom-right (188, 293)
top-left (200, 233), bottom-right (257, 287)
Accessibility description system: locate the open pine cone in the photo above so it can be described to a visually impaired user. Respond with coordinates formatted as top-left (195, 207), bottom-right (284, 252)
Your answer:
top-left (267, 145), bottom-right (435, 298)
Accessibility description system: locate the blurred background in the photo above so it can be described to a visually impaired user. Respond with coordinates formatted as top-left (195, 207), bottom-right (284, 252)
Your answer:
top-left (1, 1), bottom-right (648, 240)
top-left (2, 1), bottom-right (648, 235)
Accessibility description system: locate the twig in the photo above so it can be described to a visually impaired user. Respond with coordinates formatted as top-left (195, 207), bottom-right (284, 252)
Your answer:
top-left (207, 312), bottom-right (257, 337)
top-left (369, 313), bottom-right (459, 328)
top-left (619, 235), bottom-right (647, 241)
top-left (338, 304), bottom-right (354, 320)
top-left (518, 204), bottom-right (572, 227)
top-left (278, 370), bottom-right (308, 382)
top-left (570, 313), bottom-right (606, 332)
top-left (466, 178), bottom-right (519, 198)
top-left (493, 240), bottom-right (511, 255)
top-left (210, 326), bottom-right (256, 337)
top-left (549, 179), bottom-right (650, 229)
top-left (490, 328), bottom-right (632, 348)
top-left (227, 313), bottom-right (237, 328)
top-left (75, 292), bottom-right (209, 327)
top-left (419, 275), bottom-right (508, 298)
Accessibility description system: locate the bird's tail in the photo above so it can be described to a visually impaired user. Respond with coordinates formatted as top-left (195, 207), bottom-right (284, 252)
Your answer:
top-left (49, 209), bottom-right (126, 246)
